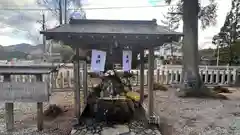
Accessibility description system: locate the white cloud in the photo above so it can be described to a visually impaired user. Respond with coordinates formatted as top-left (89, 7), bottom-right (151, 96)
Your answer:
top-left (0, 0), bottom-right (232, 48)
top-left (0, 0), bottom-right (56, 45)
top-left (0, 36), bottom-right (32, 45)
top-left (85, 0), bottom-right (169, 20)
top-left (198, 0), bottom-right (232, 49)
top-left (85, 0), bottom-right (232, 49)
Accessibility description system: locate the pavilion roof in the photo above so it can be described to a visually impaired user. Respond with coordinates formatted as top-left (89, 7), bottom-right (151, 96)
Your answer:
top-left (40, 19), bottom-right (183, 50)
top-left (42, 19), bottom-right (182, 35)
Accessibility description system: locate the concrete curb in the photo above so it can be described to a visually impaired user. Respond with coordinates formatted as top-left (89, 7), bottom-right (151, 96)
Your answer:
top-left (70, 129), bottom-right (77, 135)
top-left (141, 103), bottom-right (160, 124)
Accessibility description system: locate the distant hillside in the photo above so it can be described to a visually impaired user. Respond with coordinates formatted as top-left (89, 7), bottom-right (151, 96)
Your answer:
top-left (199, 48), bottom-right (216, 60)
top-left (0, 43), bottom-right (43, 60)
top-left (4, 43), bottom-right (43, 54)
top-left (0, 43), bottom-right (69, 61)
top-left (0, 49), bottom-right (28, 60)
top-left (0, 43), bottom-right (227, 64)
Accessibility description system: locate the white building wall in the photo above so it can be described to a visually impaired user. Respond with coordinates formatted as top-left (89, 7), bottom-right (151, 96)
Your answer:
top-left (157, 43), bottom-right (182, 59)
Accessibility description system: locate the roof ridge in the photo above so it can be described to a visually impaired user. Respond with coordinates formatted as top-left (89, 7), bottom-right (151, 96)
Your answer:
top-left (69, 19), bottom-right (157, 25)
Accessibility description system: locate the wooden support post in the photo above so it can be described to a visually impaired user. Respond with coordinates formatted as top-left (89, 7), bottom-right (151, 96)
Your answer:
top-left (36, 74), bottom-right (43, 131)
top-left (148, 48), bottom-right (154, 117)
top-left (83, 61), bottom-right (88, 104)
top-left (79, 63), bottom-right (83, 88)
top-left (4, 74), bottom-right (14, 131)
top-left (136, 71), bottom-right (139, 86)
top-left (140, 49), bottom-right (145, 103)
top-left (74, 48), bottom-right (81, 121)
top-left (146, 71), bottom-right (148, 85)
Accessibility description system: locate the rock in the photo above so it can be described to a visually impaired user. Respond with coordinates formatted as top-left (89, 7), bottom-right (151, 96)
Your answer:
top-left (94, 100), bottom-right (134, 122)
top-left (176, 85), bottom-right (228, 100)
top-left (213, 86), bottom-right (231, 93)
top-left (114, 125), bottom-right (130, 134)
top-left (43, 104), bottom-right (63, 118)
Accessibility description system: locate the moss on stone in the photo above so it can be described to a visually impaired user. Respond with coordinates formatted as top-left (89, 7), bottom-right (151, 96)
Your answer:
top-left (212, 86), bottom-right (231, 93)
top-left (153, 83), bottom-right (168, 91)
top-left (43, 104), bottom-right (63, 119)
top-left (176, 86), bottom-right (228, 100)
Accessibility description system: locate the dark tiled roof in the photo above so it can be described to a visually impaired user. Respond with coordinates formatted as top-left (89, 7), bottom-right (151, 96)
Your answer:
top-left (42, 19), bottom-right (182, 35)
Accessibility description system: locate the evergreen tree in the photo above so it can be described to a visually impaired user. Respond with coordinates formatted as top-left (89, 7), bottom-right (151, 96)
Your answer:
top-left (212, 0), bottom-right (240, 65)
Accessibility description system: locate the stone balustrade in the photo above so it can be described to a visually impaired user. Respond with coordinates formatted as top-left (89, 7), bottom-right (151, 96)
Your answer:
top-left (0, 65), bottom-right (239, 90)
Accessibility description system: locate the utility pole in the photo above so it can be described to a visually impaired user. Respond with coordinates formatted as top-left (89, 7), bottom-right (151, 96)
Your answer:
top-left (216, 42), bottom-right (220, 66)
top-left (59, 0), bottom-right (63, 25)
top-left (42, 13), bottom-right (46, 61)
top-left (169, 20), bottom-right (173, 65)
top-left (64, 0), bottom-right (68, 24)
top-left (167, 6), bottom-right (176, 65)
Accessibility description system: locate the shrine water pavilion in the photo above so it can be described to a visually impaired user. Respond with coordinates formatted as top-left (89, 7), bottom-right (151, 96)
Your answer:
top-left (40, 18), bottom-right (182, 123)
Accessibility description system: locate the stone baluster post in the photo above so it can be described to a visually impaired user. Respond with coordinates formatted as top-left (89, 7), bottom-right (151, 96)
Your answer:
top-left (221, 71), bottom-right (225, 84)
top-left (216, 70), bottom-right (220, 84)
top-left (204, 70), bottom-right (208, 84)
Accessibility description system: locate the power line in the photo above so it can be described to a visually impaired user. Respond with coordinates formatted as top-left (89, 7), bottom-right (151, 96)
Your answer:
top-left (0, 4), bottom-right (177, 11)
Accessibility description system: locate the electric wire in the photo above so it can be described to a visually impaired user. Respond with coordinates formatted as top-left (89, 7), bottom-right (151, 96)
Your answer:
top-left (0, 4), bottom-right (177, 11)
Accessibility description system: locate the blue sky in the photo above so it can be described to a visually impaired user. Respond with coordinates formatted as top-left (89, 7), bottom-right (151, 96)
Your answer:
top-left (0, 0), bottom-right (232, 49)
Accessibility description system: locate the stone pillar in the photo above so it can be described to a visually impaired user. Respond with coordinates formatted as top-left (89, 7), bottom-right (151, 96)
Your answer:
top-left (216, 70), bottom-right (220, 84)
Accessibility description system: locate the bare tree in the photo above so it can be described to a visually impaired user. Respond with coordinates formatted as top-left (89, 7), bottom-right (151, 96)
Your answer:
top-left (36, 0), bottom-right (86, 24)
top-left (161, 6), bottom-right (181, 64)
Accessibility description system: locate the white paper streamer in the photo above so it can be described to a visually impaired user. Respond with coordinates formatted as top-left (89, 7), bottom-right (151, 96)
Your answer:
top-left (91, 49), bottom-right (106, 72)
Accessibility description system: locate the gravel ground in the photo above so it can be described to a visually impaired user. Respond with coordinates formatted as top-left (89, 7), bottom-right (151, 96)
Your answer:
top-left (72, 119), bottom-right (161, 135)
top-left (4, 84), bottom-right (240, 135)
top-left (72, 108), bottom-right (162, 135)
top-left (144, 87), bottom-right (240, 135)
top-left (0, 92), bottom-right (75, 135)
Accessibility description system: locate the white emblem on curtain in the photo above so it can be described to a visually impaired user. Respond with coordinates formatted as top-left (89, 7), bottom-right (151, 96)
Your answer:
top-left (122, 50), bottom-right (132, 71)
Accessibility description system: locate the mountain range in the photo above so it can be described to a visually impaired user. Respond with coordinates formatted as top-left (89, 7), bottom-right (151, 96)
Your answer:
top-left (0, 43), bottom-right (214, 61)
top-left (0, 43), bottom-right (44, 60)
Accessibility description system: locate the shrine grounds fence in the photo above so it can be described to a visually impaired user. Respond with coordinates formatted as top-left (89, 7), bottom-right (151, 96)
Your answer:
top-left (1, 64), bottom-right (239, 91)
